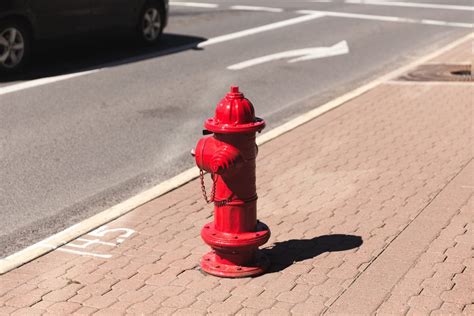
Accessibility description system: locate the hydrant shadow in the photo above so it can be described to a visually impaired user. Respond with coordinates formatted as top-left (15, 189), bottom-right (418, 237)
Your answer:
top-left (262, 234), bottom-right (363, 273)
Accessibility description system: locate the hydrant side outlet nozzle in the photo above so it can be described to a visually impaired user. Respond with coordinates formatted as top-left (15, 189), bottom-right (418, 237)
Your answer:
top-left (194, 86), bottom-right (271, 278)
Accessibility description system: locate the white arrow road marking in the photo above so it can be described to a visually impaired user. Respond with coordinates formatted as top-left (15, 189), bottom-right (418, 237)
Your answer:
top-left (227, 40), bottom-right (349, 70)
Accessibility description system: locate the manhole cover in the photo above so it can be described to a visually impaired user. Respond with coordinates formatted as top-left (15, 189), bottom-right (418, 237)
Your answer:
top-left (398, 64), bottom-right (472, 82)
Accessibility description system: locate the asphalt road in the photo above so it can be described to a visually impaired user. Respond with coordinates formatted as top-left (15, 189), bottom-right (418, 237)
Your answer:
top-left (0, 0), bottom-right (471, 258)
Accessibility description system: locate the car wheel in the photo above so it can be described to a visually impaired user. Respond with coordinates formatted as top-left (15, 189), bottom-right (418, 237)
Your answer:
top-left (138, 1), bottom-right (164, 45)
top-left (0, 20), bottom-right (31, 73)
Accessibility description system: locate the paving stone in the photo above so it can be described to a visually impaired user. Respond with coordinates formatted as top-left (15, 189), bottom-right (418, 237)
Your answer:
top-left (46, 301), bottom-right (82, 314)
top-left (243, 297), bottom-right (276, 310)
top-left (72, 306), bottom-right (98, 315)
top-left (291, 302), bottom-right (325, 315)
top-left (42, 283), bottom-right (83, 302)
top-left (10, 307), bottom-right (45, 316)
top-left (431, 302), bottom-right (465, 315)
top-left (441, 288), bottom-right (473, 305)
top-left (162, 293), bottom-right (197, 308)
top-left (408, 295), bottom-right (443, 313)
top-left (376, 301), bottom-right (409, 315)
top-left (83, 295), bottom-right (118, 309)
top-left (207, 296), bottom-right (246, 315)
top-left (5, 288), bottom-right (50, 308)
top-left (231, 285), bottom-right (265, 298)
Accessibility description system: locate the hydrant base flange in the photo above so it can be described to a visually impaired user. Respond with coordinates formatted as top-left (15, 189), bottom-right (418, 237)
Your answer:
top-left (201, 221), bottom-right (271, 250)
top-left (201, 250), bottom-right (270, 278)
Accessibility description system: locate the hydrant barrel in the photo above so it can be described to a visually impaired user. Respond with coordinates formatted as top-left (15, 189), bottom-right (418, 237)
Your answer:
top-left (194, 86), bottom-right (270, 278)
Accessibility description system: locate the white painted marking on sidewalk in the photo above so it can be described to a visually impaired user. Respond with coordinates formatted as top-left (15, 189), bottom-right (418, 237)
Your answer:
top-left (297, 10), bottom-right (474, 28)
top-left (87, 226), bottom-right (135, 239)
top-left (54, 225), bottom-right (135, 259)
top-left (67, 238), bottom-right (117, 248)
top-left (0, 70), bottom-right (99, 97)
top-left (169, 2), bottom-right (218, 8)
top-left (345, 0), bottom-right (474, 12)
top-left (230, 5), bottom-right (284, 13)
top-left (56, 248), bottom-right (113, 259)
top-left (228, 41), bottom-right (349, 70)
top-left (198, 13), bottom-right (325, 47)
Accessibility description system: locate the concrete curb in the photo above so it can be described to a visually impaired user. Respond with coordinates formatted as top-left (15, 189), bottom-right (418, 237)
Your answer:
top-left (1, 32), bottom-right (472, 275)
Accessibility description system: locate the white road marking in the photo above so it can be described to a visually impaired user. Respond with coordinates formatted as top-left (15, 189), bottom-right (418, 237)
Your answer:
top-left (297, 10), bottom-right (474, 28)
top-left (169, 2), bottom-right (218, 8)
top-left (0, 70), bottom-right (99, 97)
top-left (345, 0), bottom-right (474, 12)
top-left (56, 248), bottom-right (113, 258)
top-left (198, 12), bottom-right (325, 47)
top-left (228, 40), bottom-right (349, 70)
top-left (230, 5), bottom-right (284, 13)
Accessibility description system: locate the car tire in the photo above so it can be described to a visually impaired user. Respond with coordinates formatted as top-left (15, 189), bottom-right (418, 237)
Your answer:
top-left (137, 0), bottom-right (164, 45)
top-left (0, 19), bottom-right (31, 73)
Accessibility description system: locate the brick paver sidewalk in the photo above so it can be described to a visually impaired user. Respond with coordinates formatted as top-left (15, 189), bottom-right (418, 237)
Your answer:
top-left (0, 39), bottom-right (472, 315)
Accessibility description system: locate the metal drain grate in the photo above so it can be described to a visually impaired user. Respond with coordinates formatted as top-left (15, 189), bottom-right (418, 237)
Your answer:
top-left (397, 64), bottom-right (472, 82)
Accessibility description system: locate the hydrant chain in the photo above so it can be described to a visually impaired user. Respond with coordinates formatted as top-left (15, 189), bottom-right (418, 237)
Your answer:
top-left (199, 169), bottom-right (233, 207)
top-left (199, 169), bottom-right (216, 204)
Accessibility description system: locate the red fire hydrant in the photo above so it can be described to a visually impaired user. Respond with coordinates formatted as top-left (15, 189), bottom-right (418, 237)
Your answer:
top-left (193, 86), bottom-right (271, 278)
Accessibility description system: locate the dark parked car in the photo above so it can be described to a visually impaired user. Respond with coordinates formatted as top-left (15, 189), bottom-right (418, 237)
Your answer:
top-left (0, 0), bottom-right (169, 72)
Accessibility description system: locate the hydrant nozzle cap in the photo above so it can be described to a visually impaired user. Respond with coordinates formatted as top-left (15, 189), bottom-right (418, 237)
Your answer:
top-left (204, 86), bottom-right (265, 134)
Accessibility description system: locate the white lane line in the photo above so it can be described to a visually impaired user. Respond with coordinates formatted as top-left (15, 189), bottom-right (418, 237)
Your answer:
top-left (169, 2), bottom-right (218, 8)
top-left (0, 70), bottom-right (100, 97)
top-left (198, 13), bottom-right (325, 48)
top-left (297, 10), bottom-right (474, 28)
top-left (345, 0), bottom-right (474, 12)
top-left (230, 5), bottom-right (284, 13)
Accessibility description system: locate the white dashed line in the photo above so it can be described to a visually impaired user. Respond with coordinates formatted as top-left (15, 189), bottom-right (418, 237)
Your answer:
top-left (344, 0), bottom-right (474, 12)
top-left (0, 70), bottom-right (100, 97)
top-left (230, 5), bottom-right (284, 13)
top-left (198, 12), bottom-right (325, 48)
top-left (169, 2), bottom-right (218, 8)
top-left (297, 10), bottom-right (474, 28)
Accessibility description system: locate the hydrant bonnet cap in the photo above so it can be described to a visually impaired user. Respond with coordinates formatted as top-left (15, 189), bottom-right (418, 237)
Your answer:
top-left (204, 86), bottom-right (265, 133)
